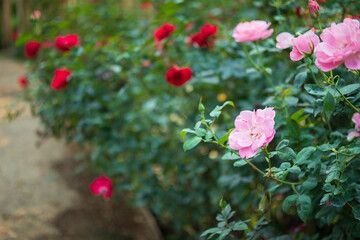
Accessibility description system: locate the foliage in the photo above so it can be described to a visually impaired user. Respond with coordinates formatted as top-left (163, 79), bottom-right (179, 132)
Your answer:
top-left (19, 0), bottom-right (360, 239)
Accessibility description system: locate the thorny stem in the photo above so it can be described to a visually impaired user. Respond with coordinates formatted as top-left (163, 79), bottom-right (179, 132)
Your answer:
top-left (304, 58), bottom-right (321, 87)
top-left (309, 58), bottom-right (360, 114)
top-left (206, 140), bottom-right (301, 186)
top-left (332, 83), bottom-right (360, 114)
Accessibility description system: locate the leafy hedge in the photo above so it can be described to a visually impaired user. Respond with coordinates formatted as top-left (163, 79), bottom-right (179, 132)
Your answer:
top-left (18, 0), bottom-right (360, 239)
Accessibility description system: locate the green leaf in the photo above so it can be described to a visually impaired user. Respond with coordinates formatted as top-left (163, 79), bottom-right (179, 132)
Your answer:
top-left (200, 227), bottom-right (221, 237)
top-left (209, 101), bottom-right (234, 118)
top-left (338, 84), bottom-right (360, 96)
top-left (276, 139), bottom-right (289, 150)
top-left (352, 205), bottom-right (360, 220)
top-left (233, 159), bottom-right (247, 167)
top-left (304, 84), bottom-right (327, 96)
top-left (325, 171), bottom-right (339, 183)
top-left (288, 165), bottom-right (301, 174)
top-left (183, 136), bottom-right (202, 151)
top-left (296, 195), bottom-right (312, 222)
top-left (323, 91), bottom-right (335, 119)
top-left (291, 109), bottom-right (305, 121)
top-left (15, 32), bottom-right (32, 46)
top-left (296, 146), bottom-right (316, 165)
top-left (180, 128), bottom-right (196, 139)
top-left (232, 221), bottom-right (248, 231)
top-left (301, 177), bottom-right (318, 192)
top-left (282, 194), bottom-right (298, 212)
top-left (294, 71), bottom-right (308, 88)
top-left (320, 193), bottom-right (330, 205)
top-left (330, 195), bottom-right (345, 207)
top-left (286, 119), bottom-right (301, 139)
top-left (222, 152), bottom-right (241, 160)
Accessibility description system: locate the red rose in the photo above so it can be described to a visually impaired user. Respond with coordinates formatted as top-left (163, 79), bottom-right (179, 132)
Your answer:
top-left (18, 76), bottom-right (28, 88)
top-left (140, 1), bottom-right (152, 8)
top-left (55, 34), bottom-right (79, 51)
top-left (190, 23), bottom-right (217, 48)
top-left (90, 175), bottom-right (113, 199)
top-left (166, 66), bottom-right (192, 87)
top-left (295, 6), bottom-right (302, 18)
top-left (51, 68), bottom-right (72, 91)
top-left (154, 23), bottom-right (176, 43)
top-left (25, 40), bottom-right (41, 59)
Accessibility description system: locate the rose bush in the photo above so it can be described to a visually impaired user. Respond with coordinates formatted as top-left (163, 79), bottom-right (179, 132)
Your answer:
top-left (16, 0), bottom-right (360, 239)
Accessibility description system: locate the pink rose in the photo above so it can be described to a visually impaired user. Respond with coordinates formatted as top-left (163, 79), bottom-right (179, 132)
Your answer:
top-left (309, 0), bottom-right (320, 17)
top-left (290, 31), bottom-right (320, 61)
top-left (314, 18), bottom-right (360, 72)
top-left (352, 113), bottom-right (360, 131)
top-left (348, 131), bottom-right (360, 141)
top-left (229, 108), bottom-right (276, 159)
top-left (276, 32), bottom-right (294, 49)
top-left (90, 175), bottom-right (113, 199)
top-left (30, 10), bottom-right (41, 20)
top-left (232, 20), bottom-right (273, 42)
top-left (347, 113), bottom-right (360, 141)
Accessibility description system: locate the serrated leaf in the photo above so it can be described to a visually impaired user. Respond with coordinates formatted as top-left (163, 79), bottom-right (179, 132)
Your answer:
top-left (282, 194), bottom-right (298, 212)
top-left (296, 195), bottom-right (312, 222)
top-left (325, 170), bottom-right (339, 183)
top-left (183, 136), bottom-right (202, 151)
top-left (294, 71), bottom-right (308, 88)
top-left (289, 165), bottom-right (301, 174)
top-left (305, 84), bottom-right (327, 96)
top-left (233, 159), bottom-right (247, 167)
top-left (323, 91), bottom-right (335, 119)
top-left (232, 221), bottom-right (248, 231)
top-left (222, 152), bottom-right (241, 160)
top-left (330, 195), bottom-right (345, 207)
top-left (296, 146), bottom-right (316, 165)
top-left (352, 205), bottom-right (360, 220)
top-left (200, 227), bottom-right (221, 237)
top-left (338, 84), bottom-right (360, 96)
top-left (301, 177), bottom-right (318, 192)
top-left (180, 128), bottom-right (196, 139)
top-left (276, 139), bottom-right (289, 150)
top-left (320, 193), bottom-right (330, 205)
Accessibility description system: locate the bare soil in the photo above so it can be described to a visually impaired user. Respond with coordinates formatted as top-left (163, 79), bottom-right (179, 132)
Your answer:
top-left (0, 55), bottom-right (162, 240)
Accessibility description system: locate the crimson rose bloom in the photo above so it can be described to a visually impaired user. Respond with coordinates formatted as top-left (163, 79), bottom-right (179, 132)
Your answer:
top-left (166, 66), bottom-right (192, 87)
top-left (51, 68), bottom-right (72, 90)
top-left (18, 76), bottom-right (28, 88)
top-left (90, 175), bottom-right (113, 199)
top-left (55, 34), bottom-right (79, 51)
top-left (190, 23), bottom-right (217, 48)
top-left (25, 40), bottom-right (41, 59)
top-left (154, 23), bottom-right (176, 43)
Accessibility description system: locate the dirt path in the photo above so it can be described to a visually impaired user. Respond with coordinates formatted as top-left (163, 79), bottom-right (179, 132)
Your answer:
top-left (0, 56), bottom-right (162, 240)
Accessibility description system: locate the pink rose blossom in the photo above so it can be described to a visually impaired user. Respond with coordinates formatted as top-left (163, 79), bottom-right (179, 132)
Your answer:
top-left (352, 113), bottom-right (360, 131)
top-left (314, 18), bottom-right (360, 72)
top-left (90, 175), bottom-right (113, 199)
top-left (229, 108), bottom-right (276, 159)
top-left (232, 20), bottom-right (273, 42)
top-left (290, 31), bottom-right (320, 61)
top-left (276, 32), bottom-right (294, 49)
top-left (347, 113), bottom-right (360, 141)
top-left (309, 0), bottom-right (320, 17)
top-left (347, 131), bottom-right (360, 141)
top-left (30, 10), bottom-right (41, 20)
